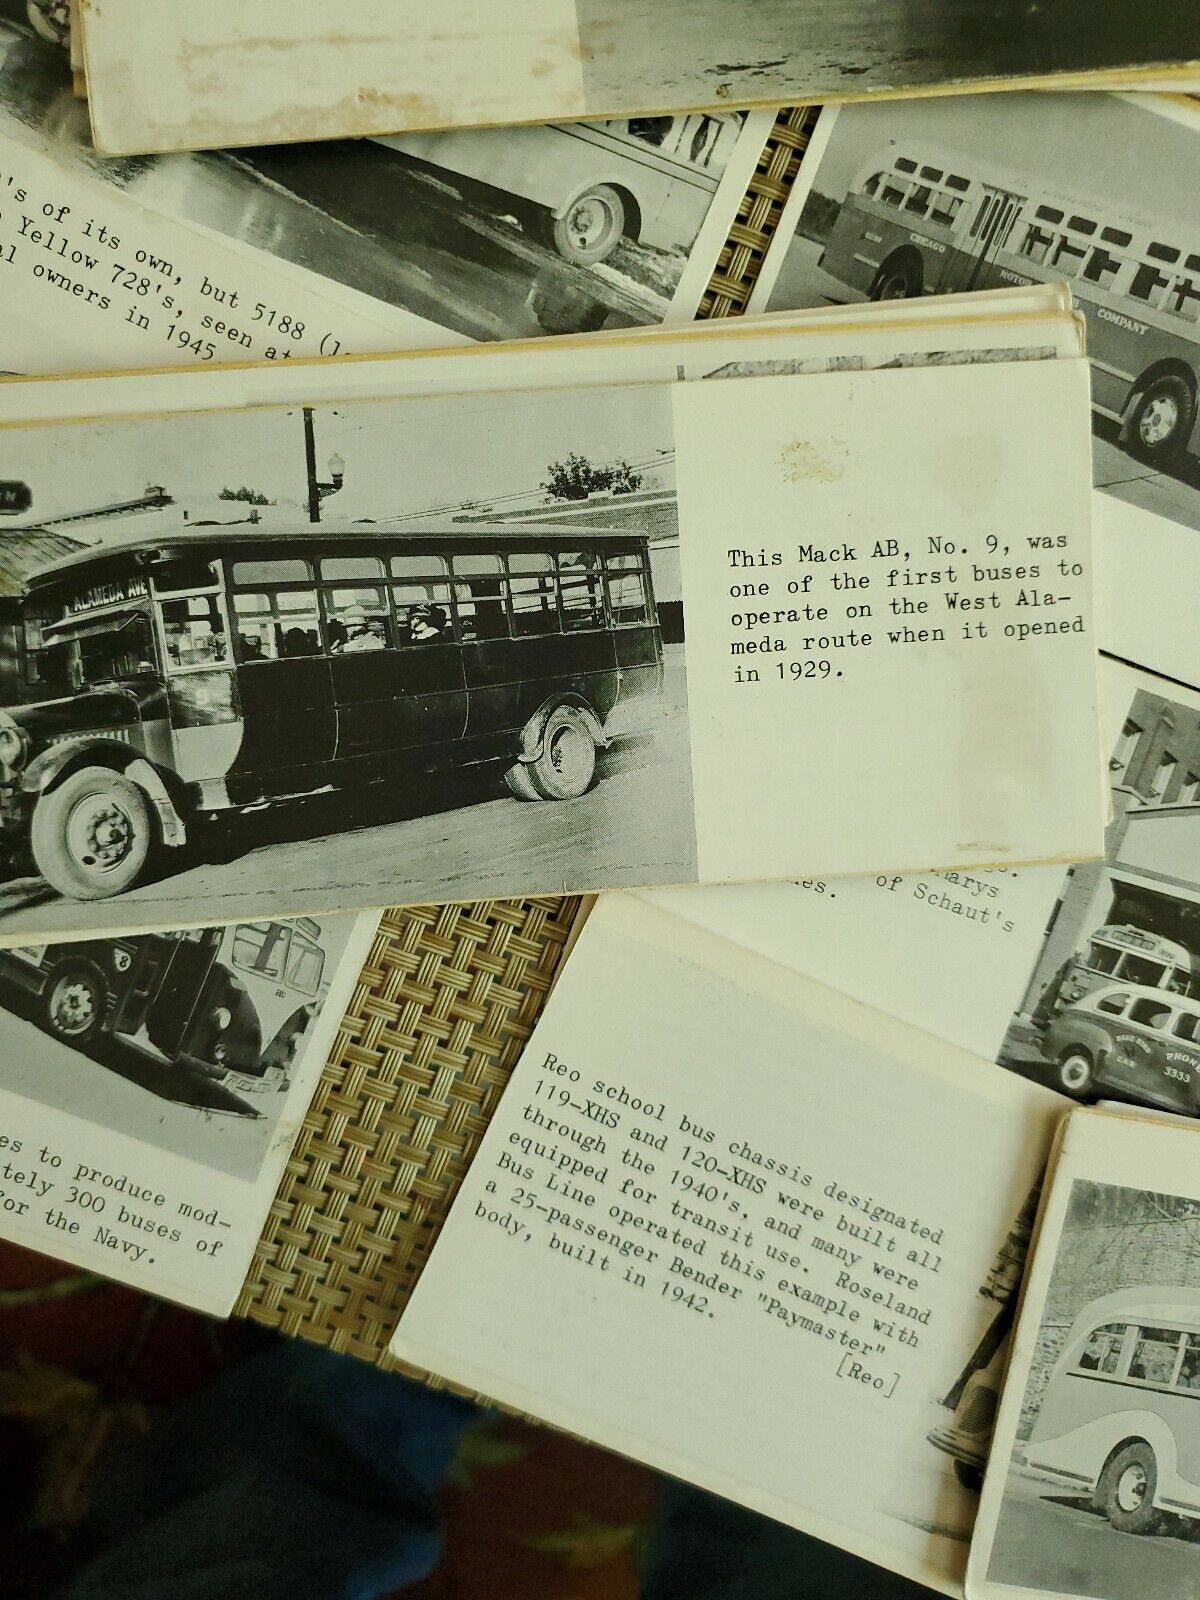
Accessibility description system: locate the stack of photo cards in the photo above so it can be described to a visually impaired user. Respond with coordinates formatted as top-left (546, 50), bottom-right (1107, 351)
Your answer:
top-left (0, 297), bottom-right (1103, 950)
top-left (966, 1103), bottom-right (1200, 1600)
top-left (751, 91), bottom-right (1200, 693)
top-left (0, 15), bottom-right (775, 373)
top-left (70, 0), bottom-right (1200, 155)
top-left (0, 909), bottom-right (378, 1316)
top-left (388, 890), bottom-right (1062, 1596)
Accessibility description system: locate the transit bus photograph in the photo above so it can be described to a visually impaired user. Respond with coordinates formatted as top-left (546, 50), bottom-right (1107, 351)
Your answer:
top-left (758, 93), bottom-right (1200, 542)
top-left (0, 382), bottom-right (696, 942)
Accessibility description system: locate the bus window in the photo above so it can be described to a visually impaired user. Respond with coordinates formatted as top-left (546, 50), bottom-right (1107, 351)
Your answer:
top-left (1128, 996), bottom-right (1172, 1029)
top-left (1120, 952), bottom-right (1170, 987)
top-left (233, 589), bottom-right (322, 660)
top-left (1051, 235), bottom-right (1088, 278)
top-left (231, 558), bottom-right (311, 585)
top-left (929, 192), bottom-right (963, 228)
top-left (393, 582), bottom-right (452, 645)
top-left (1076, 1322), bottom-right (1126, 1374)
top-left (285, 933), bottom-right (324, 996)
top-left (1128, 1326), bottom-right (1184, 1385)
top-left (558, 553), bottom-right (604, 632)
top-left (904, 184), bottom-right (932, 217)
top-left (1017, 222), bottom-right (1056, 264)
top-left (626, 115), bottom-right (672, 148)
top-left (451, 554), bottom-right (507, 641)
top-left (606, 567), bottom-right (648, 624)
top-left (507, 553), bottom-right (557, 638)
top-left (158, 595), bottom-right (229, 669)
top-left (151, 557), bottom-right (220, 594)
top-left (880, 176), bottom-right (907, 207)
top-left (1174, 1011), bottom-right (1200, 1043)
top-left (1130, 261), bottom-right (1173, 305)
top-left (320, 556), bottom-right (384, 582)
top-left (1095, 990), bottom-right (1131, 1015)
top-left (1083, 937), bottom-right (1121, 976)
top-left (1082, 247), bottom-right (1123, 290)
top-left (391, 554), bottom-right (450, 582)
top-left (324, 587), bottom-right (389, 653)
top-left (1167, 275), bottom-right (1200, 322)
top-left (1179, 1337), bottom-right (1200, 1390)
top-left (232, 921), bottom-right (290, 978)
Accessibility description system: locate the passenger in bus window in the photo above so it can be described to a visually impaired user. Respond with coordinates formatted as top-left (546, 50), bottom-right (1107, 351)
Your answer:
top-left (333, 605), bottom-right (387, 653)
top-left (408, 604), bottom-right (447, 643)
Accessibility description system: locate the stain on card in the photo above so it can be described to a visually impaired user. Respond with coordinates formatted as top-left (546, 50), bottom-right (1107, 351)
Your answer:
top-left (780, 438), bottom-right (847, 483)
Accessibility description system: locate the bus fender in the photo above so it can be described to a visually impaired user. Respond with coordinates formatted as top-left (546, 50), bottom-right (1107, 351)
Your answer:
top-left (20, 745), bottom-right (188, 849)
top-left (125, 759), bottom-right (188, 849)
top-left (517, 697), bottom-right (607, 764)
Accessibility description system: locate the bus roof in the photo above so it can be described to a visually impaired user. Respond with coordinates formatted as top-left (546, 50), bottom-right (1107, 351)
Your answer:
top-left (1062, 1285), bottom-right (1200, 1346)
top-left (24, 521), bottom-right (651, 588)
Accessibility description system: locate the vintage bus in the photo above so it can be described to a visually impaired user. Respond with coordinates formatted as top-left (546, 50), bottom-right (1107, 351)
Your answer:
top-left (1055, 925), bottom-right (1195, 1012)
top-left (379, 113), bottom-right (740, 267)
top-left (818, 144), bottom-right (1200, 464)
top-left (0, 916), bottom-right (327, 1110)
top-left (1018, 1286), bottom-right (1200, 1534)
top-left (0, 524), bottom-right (662, 901)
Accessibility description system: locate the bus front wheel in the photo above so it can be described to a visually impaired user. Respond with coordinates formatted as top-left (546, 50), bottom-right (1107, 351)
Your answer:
top-left (1128, 374), bottom-right (1196, 465)
top-left (1098, 1442), bottom-right (1160, 1534)
top-left (553, 186), bottom-right (626, 266)
top-left (42, 961), bottom-right (107, 1047)
top-left (31, 766), bottom-right (155, 901)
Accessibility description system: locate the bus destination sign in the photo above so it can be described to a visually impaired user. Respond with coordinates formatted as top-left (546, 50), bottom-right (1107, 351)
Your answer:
top-left (64, 574), bottom-right (149, 617)
top-left (0, 481), bottom-right (31, 516)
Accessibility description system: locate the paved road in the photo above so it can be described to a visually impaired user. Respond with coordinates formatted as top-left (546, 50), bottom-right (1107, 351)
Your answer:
top-left (986, 1468), bottom-right (1200, 1598)
top-left (0, 989), bottom-right (277, 1179)
top-left (0, 650), bottom-right (697, 940)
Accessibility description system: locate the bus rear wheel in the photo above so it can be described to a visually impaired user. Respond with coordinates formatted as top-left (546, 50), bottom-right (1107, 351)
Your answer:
top-left (1098, 1442), bottom-right (1160, 1534)
top-left (42, 961), bottom-right (107, 1047)
top-left (869, 254), bottom-right (921, 301)
top-left (1129, 374), bottom-right (1196, 465)
top-left (506, 707), bottom-right (598, 802)
top-left (31, 766), bottom-right (155, 901)
top-left (553, 185), bottom-right (626, 265)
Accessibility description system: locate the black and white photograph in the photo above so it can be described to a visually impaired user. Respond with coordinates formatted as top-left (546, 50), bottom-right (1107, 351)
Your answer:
top-left (573, 0), bottom-right (1200, 111)
top-left (0, 383), bottom-right (696, 940)
top-left (0, 7), bottom-right (764, 347)
top-left (755, 94), bottom-right (1200, 542)
top-left (0, 913), bottom-right (367, 1180)
top-left (996, 685), bottom-right (1200, 1120)
top-left (978, 1177), bottom-right (1200, 1600)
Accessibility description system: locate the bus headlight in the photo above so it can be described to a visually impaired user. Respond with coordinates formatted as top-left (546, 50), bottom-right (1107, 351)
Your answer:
top-left (0, 716), bottom-right (27, 777)
top-left (213, 1006), bottom-right (232, 1031)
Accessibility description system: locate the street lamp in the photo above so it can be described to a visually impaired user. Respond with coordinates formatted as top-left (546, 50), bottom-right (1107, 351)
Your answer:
top-left (302, 407), bottom-right (347, 522)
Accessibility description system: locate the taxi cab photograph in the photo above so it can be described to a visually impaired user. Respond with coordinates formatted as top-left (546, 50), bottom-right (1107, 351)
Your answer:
top-left (1042, 982), bottom-right (1200, 1115)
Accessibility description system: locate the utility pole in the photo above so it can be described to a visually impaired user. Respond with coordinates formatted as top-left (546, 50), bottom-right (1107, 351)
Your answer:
top-left (303, 406), bottom-right (321, 524)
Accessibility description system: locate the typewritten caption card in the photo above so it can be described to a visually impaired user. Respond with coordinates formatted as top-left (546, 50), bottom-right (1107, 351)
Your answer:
top-left (672, 358), bottom-right (1103, 880)
top-left (391, 893), bottom-right (1060, 1594)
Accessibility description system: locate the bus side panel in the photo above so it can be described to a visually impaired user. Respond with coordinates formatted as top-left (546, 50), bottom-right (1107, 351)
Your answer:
top-left (461, 638), bottom-right (524, 739)
top-left (613, 625), bottom-right (664, 711)
top-left (512, 631), bottom-right (620, 727)
top-left (233, 659), bottom-right (337, 791)
top-left (390, 643), bottom-right (468, 749)
top-left (819, 200), bottom-right (908, 297)
top-left (382, 126), bottom-right (579, 214)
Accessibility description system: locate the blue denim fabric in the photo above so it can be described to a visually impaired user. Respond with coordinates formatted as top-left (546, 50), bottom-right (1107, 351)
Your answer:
top-left (54, 1338), bottom-right (476, 1600)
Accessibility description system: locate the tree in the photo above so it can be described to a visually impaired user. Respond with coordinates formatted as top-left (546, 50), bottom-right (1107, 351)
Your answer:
top-left (219, 486), bottom-right (270, 505)
top-left (541, 453), bottom-right (643, 501)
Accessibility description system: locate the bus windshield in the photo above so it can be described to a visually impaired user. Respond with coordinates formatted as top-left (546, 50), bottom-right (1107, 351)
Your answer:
top-left (36, 610), bottom-right (158, 693)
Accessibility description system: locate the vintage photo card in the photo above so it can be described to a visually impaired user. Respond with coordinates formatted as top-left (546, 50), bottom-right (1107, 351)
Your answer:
top-left (390, 892), bottom-right (1061, 1596)
top-left (651, 654), bottom-right (1200, 1126)
top-left (0, 908), bottom-right (377, 1314)
top-left (0, 344), bottom-right (1103, 942)
top-left (74, 0), bottom-right (1200, 156)
top-left (0, 9), bottom-right (772, 375)
top-left (751, 93), bottom-right (1200, 689)
top-left (966, 1108), bottom-right (1200, 1600)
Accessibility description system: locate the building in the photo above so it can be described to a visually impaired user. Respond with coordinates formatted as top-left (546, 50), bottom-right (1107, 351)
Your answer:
top-left (1018, 689), bottom-right (1200, 1012)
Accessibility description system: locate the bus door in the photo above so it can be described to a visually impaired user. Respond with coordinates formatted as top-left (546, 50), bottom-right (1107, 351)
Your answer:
top-left (938, 185), bottom-right (1025, 295)
top-left (140, 929), bottom-right (222, 1058)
